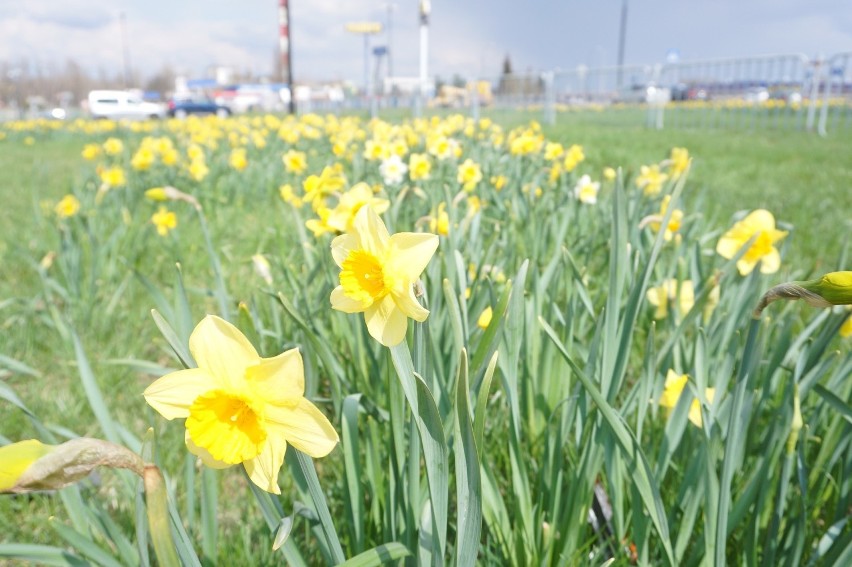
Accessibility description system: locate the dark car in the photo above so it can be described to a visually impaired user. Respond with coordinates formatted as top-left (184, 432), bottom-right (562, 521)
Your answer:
top-left (167, 96), bottom-right (231, 118)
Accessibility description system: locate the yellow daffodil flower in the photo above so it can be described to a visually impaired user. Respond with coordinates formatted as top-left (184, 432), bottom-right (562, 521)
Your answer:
top-left (131, 147), bottom-right (156, 170)
top-left (144, 316), bottom-right (339, 493)
top-left (229, 148), bottom-right (248, 171)
top-left (81, 143), bottom-right (101, 160)
top-left (99, 166), bottom-right (126, 188)
top-left (716, 209), bottom-right (787, 275)
top-left (279, 184), bottom-right (304, 208)
top-left (647, 279), bottom-right (695, 319)
top-left (409, 153), bottom-right (432, 181)
top-left (151, 207), bottom-right (177, 236)
top-left (330, 206), bottom-right (439, 346)
top-left (658, 370), bottom-right (715, 427)
top-left (428, 202), bottom-right (450, 236)
top-left (55, 195), bottom-right (80, 218)
top-left (187, 159), bottom-right (209, 182)
top-left (603, 167), bottom-right (616, 181)
top-left (562, 144), bottom-right (585, 172)
top-left (668, 147), bottom-right (690, 179)
top-left (636, 164), bottom-right (668, 197)
top-left (841, 310), bottom-right (852, 338)
top-left (574, 175), bottom-right (600, 205)
top-left (102, 137), bottom-right (124, 155)
top-left (282, 150), bottom-right (307, 174)
top-left (457, 159), bottom-right (483, 192)
top-left (544, 142), bottom-right (564, 161)
top-left (647, 195), bottom-right (683, 241)
top-left (477, 307), bottom-right (493, 330)
top-left (326, 182), bottom-right (390, 233)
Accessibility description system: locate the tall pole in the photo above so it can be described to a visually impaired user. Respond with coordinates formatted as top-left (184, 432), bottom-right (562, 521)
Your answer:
top-left (120, 12), bottom-right (132, 88)
top-left (279, 0), bottom-right (295, 113)
top-left (419, 1), bottom-right (430, 96)
top-left (616, 0), bottom-right (628, 88)
top-left (385, 3), bottom-right (396, 80)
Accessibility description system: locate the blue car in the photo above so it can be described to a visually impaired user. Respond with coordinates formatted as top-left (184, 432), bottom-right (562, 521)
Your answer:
top-left (167, 96), bottom-right (231, 118)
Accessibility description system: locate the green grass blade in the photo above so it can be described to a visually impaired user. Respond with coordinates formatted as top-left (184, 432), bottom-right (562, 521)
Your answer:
top-left (453, 351), bottom-right (483, 567)
top-left (541, 316), bottom-right (675, 565)
top-left (389, 342), bottom-right (449, 564)
top-left (338, 542), bottom-right (412, 567)
top-left (293, 449), bottom-right (346, 564)
top-left (342, 393), bottom-right (366, 552)
top-left (71, 329), bottom-right (120, 444)
top-left (0, 544), bottom-right (87, 566)
top-left (150, 309), bottom-right (196, 369)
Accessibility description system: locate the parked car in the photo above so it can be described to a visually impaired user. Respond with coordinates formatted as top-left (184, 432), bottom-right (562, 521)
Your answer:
top-left (614, 83), bottom-right (671, 105)
top-left (167, 95), bottom-right (231, 118)
top-left (88, 90), bottom-right (166, 120)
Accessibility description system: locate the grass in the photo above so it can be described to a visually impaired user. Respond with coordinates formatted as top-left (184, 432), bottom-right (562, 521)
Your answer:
top-left (0, 111), bottom-right (850, 565)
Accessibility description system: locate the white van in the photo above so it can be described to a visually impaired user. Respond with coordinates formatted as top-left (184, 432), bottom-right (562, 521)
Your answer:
top-left (87, 90), bottom-right (166, 120)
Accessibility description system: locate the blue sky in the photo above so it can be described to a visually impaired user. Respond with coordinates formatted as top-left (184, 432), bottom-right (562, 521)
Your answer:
top-left (1, 0), bottom-right (850, 83)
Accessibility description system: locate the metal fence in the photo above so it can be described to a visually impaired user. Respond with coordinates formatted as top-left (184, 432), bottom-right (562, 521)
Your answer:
top-left (329, 52), bottom-right (851, 136)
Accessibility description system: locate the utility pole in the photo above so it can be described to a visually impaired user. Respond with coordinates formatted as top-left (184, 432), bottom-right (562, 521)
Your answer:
top-left (279, 0), bottom-right (295, 113)
top-left (419, 1), bottom-right (430, 96)
top-left (616, 0), bottom-right (628, 88)
top-left (120, 12), bottom-right (132, 88)
top-left (384, 2), bottom-right (397, 80)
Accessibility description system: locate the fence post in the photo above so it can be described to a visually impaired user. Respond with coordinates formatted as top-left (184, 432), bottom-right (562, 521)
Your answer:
top-left (818, 55), bottom-right (837, 136)
top-left (470, 80), bottom-right (480, 122)
top-left (542, 71), bottom-right (556, 125)
top-left (805, 56), bottom-right (823, 132)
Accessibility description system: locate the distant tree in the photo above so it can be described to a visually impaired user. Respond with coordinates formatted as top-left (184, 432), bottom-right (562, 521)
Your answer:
top-left (502, 55), bottom-right (513, 76)
top-left (145, 65), bottom-right (176, 97)
top-left (451, 74), bottom-right (465, 88)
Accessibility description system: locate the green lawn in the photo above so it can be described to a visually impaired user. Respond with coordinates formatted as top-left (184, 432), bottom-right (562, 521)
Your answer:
top-left (0, 112), bottom-right (849, 564)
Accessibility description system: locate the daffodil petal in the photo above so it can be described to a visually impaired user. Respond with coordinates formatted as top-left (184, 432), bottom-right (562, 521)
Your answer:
top-left (394, 286), bottom-right (430, 322)
top-left (388, 232), bottom-right (439, 281)
top-left (659, 371), bottom-right (687, 409)
top-left (265, 399), bottom-right (339, 458)
top-left (331, 233), bottom-right (357, 267)
top-left (245, 348), bottom-right (305, 406)
top-left (759, 247), bottom-right (781, 274)
top-left (243, 429), bottom-right (288, 495)
top-left (189, 316), bottom-right (258, 391)
top-left (0, 440), bottom-right (54, 491)
top-left (715, 236), bottom-right (740, 260)
top-left (185, 431), bottom-right (231, 470)
top-left (688, 399), bottom-right (703, 427)
top-left (143, 368), bottom-right (212, 419)
top-left (330, 285), bottom-right (370, 313)
top-left (743, 209), bottom-right (776, 232)
top-left (364, 294), bottom-right (409, 346)
top-left (736, 257), bottom-right (757, 276)
top-left (352, 206), bottom-right (390, 257)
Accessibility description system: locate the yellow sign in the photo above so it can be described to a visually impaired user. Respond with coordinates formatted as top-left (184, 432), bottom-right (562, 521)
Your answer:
top-left (345, 21), bottom-right (382, 34)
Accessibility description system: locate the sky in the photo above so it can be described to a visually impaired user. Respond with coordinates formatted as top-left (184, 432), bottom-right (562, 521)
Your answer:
top-left (1, 0), bottom-right (850, 85)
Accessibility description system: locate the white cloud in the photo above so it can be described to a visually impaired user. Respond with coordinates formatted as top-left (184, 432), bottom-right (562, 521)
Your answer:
top-left (0, 0), bottom-right (850, 86)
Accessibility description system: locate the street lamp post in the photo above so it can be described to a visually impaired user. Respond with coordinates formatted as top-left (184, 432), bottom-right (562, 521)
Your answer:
top-left (345, 22), bottom-right (383, 98)
top-left (616, 0), bottom-right (628, 88)
top-left (419, 1), bottom-right (431, 97)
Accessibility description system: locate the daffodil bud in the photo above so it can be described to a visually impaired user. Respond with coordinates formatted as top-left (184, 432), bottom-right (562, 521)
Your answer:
top-left (1, 438), bottom-right (144, 494)
top-left (145, 187), bottom-right (169, 201)
top-left (797, 271), bottom-right (852, 306)
top-left (145, 186), bottom-right (201, 209)
top-left (787, 386), bottom-right (803, 456)
top-left (754, 271), bottom-right (852, 317)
